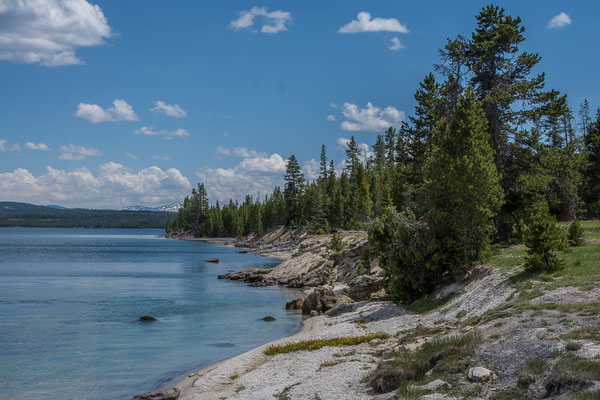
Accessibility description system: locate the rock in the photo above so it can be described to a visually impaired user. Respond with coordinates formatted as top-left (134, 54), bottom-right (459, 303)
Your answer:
top-left (131, 388), bottom-right (179, 400)
top-left (302, 287), bottom-right (338, 315)
top-left (370, 288), bottom-right (389, 301)
top-left (262, 316), bottom-right (276, 322)
top-left (372, 392), bottom-right (397, 400)
top-left (310, 310), bottom-right (319, 317)
top-left (139, 316), bottom-right (156, 322)
top-left (343, 275), bottom-right (384, 301)
top-left (217, 267), bottom-right (273, 284)
top-left (419, 379), bottom-right (451, 391)
top-left (468, 366), bottom-right (494, 382)
top-left (419, 395), bottom-right (455, 400)
top-left (325, 302), bottom-right (354, 317)
top-left (285, 298), bottom-right (303, 310)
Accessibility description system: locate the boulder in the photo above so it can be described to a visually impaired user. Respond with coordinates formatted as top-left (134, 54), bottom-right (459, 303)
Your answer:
top-left (467, 366), bottom-right (494, 382)
top-left (131, 388), bottom-right (179, 400)
top-left (139, 316), bottom-right (156, 322)
top-left (344, 275), bottom-right (384, 301)
top-left (262, 316), bottom-right (276, 322)
top-left (302, 287), bottom-right (338, 315)
top-left (285, 298), bottom-right (303, 310)
top-left (419, 379), bottom-right (451, 391)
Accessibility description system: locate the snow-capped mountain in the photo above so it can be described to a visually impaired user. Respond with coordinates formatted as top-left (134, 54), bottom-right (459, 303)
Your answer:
top-left (119, 203), bottom-right (182, 212)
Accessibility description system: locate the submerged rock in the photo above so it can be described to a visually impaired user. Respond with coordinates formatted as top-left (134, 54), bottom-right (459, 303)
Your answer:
top-left (263, 316), bottom-right (276, 322)
top-left (139, 316), bottom-right (157, 322)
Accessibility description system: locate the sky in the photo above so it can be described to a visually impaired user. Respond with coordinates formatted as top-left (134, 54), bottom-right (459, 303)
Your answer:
top-left (0, 0), bottom-right (599, 208)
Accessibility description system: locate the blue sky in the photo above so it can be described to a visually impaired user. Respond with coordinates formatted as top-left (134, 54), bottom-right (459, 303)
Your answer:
top-left (1, 0), bottom-right (598, 208)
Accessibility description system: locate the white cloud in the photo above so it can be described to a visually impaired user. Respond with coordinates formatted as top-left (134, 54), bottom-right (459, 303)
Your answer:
top-left (153, 155), bottom-right (171, 161)
top-left (151, 101), bottom-right (187, 118)
top-left (337, 137), bottom-right (374, 164)
top-left (0, 163), bottom-right (192, 208)
top-left (0, 139), bottom-right (6, 152)
top-left (338, 12), bottom-right (409, 34)
top-left (24, 142), bottom-right (49, 151)
top-left (389, 37), bottom-right (404, 51)
top-left (75, 99), bottom-right (138, 123)
top-left (125, 152), bottom-right (137, 160)
top-left (329, 102), bottom-right (338, 109)
top-left (340, 102), bottom-right (404, 132)
top-left (547, 12), bottom-right (572, 28)
top-left (0, 0), bottom-right (112, 67)
top-left (216, 146), bottom-right (265, 158)
top-left (230, 6), bottom-right (292, 34)
top-left (302, 159), bottom-right (320, 181)
top-left (327, 114), bottom-right (336, 121)
top-left (197, 151), bottom-right (287, 202)
top-left (134, 126), bottom-right (190, 140)
top-left (59, 143), bottom-right (102, 160)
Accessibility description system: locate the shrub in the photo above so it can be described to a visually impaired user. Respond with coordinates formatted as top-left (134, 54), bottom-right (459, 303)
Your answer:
top-left (330, 233), bottom-right (345, 253)
top-left (568, 217), bottom-right (585, 247)
top-left (523, 202), bottom-right (565, 272)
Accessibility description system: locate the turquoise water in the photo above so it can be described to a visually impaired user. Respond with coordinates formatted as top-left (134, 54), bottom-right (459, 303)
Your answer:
top-left (0, 228), bottom-right (303, 400)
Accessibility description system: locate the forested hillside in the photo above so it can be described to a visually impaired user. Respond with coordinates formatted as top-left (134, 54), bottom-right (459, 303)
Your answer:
top-left (0, 202), bottom-right (174, 228)
top-left (168, 5), bottom-right (600, 301)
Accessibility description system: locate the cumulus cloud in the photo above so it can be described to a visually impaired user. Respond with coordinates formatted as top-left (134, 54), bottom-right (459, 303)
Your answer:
top-left (134, 126), bottom-right (190, 140)
top-left (24, 142), bottom-right (49, 151)
top-left (340, 102), bottom-right (404, 132)
top-left (0, 0), bottom-right (112, 67)
top-left (327, 114), bottom-right (336, 121)
top-left (338, 12), bottom-right (409, 34)
top-left (197, 151), bottom-right (287, 202)
top-left (151, 101), bottom-right (187, 118)
top-left (302, 159), bottom-right (320, 181)
top-left (230, 6), bottom-right (292, 34)
top-left (0, 139), bottom-right (6, 152)
top-left (59, 143), bottom-right (102, 160)
top-left (0, 163), bottom-right (192, 208)
top-left (389, 37), bottom-right (404, 51)
top-left (337, 137), bottom-right (374, 164)
top-left (75, 99), bottom-right (138, 123)
top-left (547, 12), bottom-right (572, 28)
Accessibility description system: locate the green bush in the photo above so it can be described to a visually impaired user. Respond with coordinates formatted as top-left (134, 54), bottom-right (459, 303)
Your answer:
top-left (523, 202), bottom-right (564, 272)
top-left (568, 217), bottom-right (585, 247)
top-left (330, 233), bottom-right (345, 253)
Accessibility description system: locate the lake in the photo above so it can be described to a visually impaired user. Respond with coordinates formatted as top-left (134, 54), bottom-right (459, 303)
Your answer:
top-left (0, 228), bottom-right (303, 400)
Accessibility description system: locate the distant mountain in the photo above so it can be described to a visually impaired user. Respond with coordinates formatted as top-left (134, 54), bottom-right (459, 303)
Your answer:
top-left (0, 202), bottom-right (49, 211)
top-left (45, 204), bottom-right (69, 210)
top-left (119, 203), bottom-right (182, 213)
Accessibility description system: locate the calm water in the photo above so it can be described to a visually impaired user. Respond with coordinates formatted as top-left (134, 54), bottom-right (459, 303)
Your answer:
top-left (0, 228), bottom-right (303, 400)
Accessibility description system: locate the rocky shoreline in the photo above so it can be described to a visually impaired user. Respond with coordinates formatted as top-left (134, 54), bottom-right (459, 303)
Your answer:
top-left (133, 227), bottom-right (600, 400)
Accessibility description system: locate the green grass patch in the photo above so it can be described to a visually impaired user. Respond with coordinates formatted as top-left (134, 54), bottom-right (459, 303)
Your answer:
top-left (554, 352), bottom-right (600, 381)
top-left (524, 357), bottom-right (549, 374)
top-left (406, 292), bottom-right (457, 314)
top-left (264, 332), bottom-right (389, 355)
top-left (371, 332), bottom-right (481, 395)
top-left (562, 327), bottom-right (600, 343)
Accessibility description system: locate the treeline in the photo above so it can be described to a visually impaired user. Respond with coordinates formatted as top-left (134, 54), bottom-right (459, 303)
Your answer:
top-left (169, 5), bottom-right (600, 301)
top-left (0, 203), bottom-right (174, 228)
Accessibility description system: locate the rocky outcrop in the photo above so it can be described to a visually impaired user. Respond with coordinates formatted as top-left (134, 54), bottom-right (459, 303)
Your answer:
top-left (301, 287), bottom-right (354, 315)
top-left (343, 275), bottom-right (384, 301)
top-left (285, 299), bottom-right (303, 310)
top-left (262, 316), bottom-right (276, 322)
top-left (131, 388), bottom-right (179, 400)
top-left (139, 316), bottom-right (157, 322)
top-left (217, 268), bottom-right (273, 285)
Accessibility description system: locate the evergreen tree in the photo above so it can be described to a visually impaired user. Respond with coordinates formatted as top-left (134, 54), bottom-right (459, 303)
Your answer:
top-left (523, 202), bottom-right (564, 272)
top-left (319, 144), bottom-right (328, 179)
top-left (567, 217), bottom-right (584, 247)
top-left (423, 88), bottom-right (503, 272)
top-left (284, 155), bottom-right (305, 226)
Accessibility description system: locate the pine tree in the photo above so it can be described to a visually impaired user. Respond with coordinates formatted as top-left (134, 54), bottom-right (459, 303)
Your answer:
top-left (523, 202), bottom-right (564, 272)
top-left (423, 87), bottom-right (503, 273)
top-left (567, 217), bottom-right (584, 247)
top-left (319, 144), bottom-right (328, 179)
top-left (284, 155), bottom-right (305, 226)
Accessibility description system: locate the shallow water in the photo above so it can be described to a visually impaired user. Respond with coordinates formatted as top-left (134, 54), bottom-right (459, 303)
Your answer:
top-left (0, 228), bottom-right (303, 400)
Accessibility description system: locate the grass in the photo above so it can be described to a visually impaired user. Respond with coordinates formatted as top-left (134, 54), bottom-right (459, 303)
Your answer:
top-left (524, 357), bottom-right (549, 374)
top-left (566, 342), bottom-right (583, 351)
top-left (406, 292), bottom-right (457, 314)
top-left (371, 332), bottom-right (481, 395)
top-left (264, 332), bottom-right (390, 355)
top-left (554, 352), bottom-right (600, 381)
top-left (562, 327), bottom-right (600, 343)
